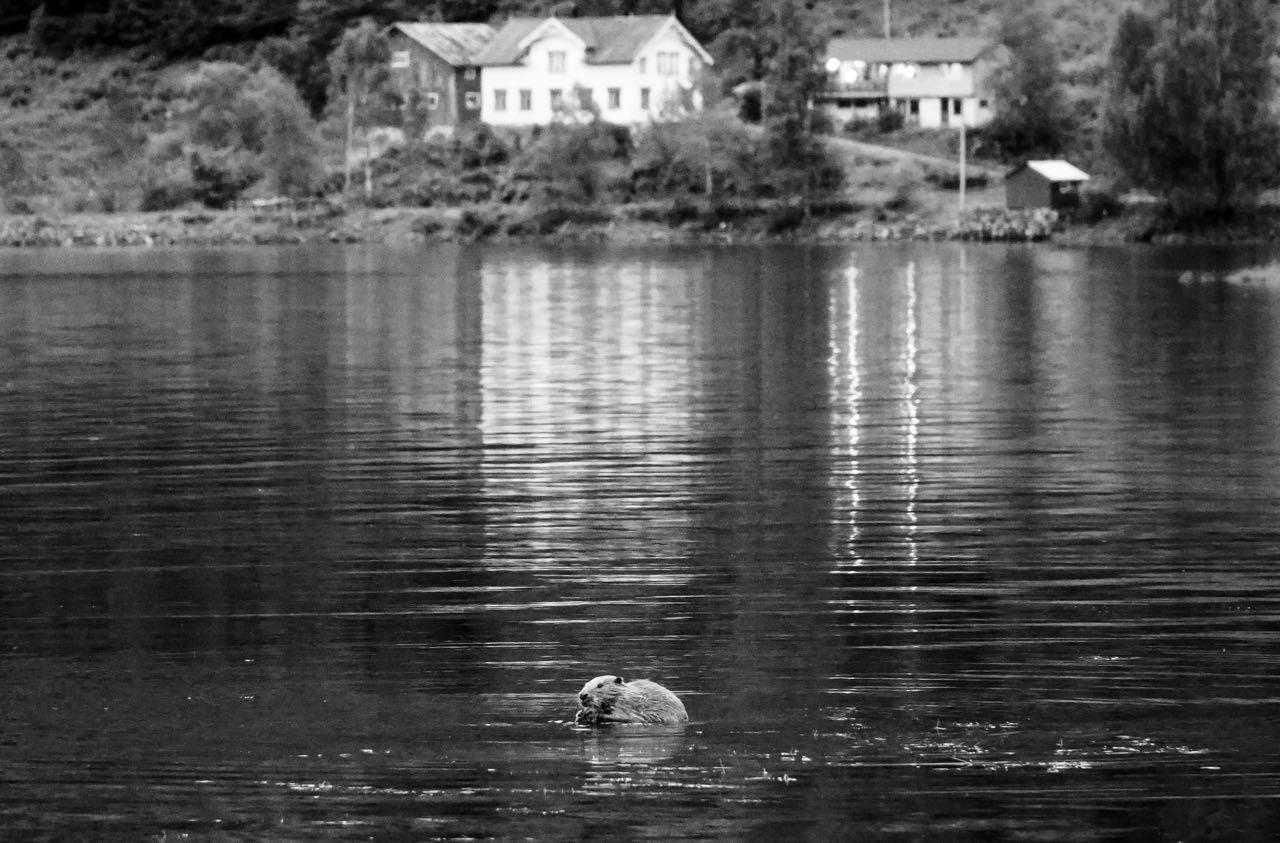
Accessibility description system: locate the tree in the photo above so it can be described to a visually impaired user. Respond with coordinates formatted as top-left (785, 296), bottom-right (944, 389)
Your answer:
top-left (328, 17), bottom-right (391, 202)
top-left (153, 61), bottom-right (323, 208)
top-left (1103, 0), bottom-right (1280, 218)
top-left (761, 0), bottom-right (841, 204)
top-left (984, 1), bottom-right (1070, 159)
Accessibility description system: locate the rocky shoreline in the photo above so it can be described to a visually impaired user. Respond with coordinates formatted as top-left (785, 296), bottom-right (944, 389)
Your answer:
top-left (0, 204), bottom-right (1081, 249)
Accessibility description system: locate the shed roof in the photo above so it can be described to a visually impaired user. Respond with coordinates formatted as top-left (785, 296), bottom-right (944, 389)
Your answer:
top-left (1012, 160), bottom-right (1091, 182)
top-left (826, 37), bottom-right (993, 64)
top-left (390, 22), bottom-right (495, 66)
top-left (475, 14), bottom-right (709, 66)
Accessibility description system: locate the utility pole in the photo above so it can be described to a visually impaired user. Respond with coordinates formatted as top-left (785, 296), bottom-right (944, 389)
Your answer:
top-left (883, 0), bottom-right (891, 38)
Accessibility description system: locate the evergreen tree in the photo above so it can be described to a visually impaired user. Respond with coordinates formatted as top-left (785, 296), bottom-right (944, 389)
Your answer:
top-left (761, 0), bottom-right (841, 205)
top-left (984, 1), bottom-right (1070, 159)
top-left (1103, 0), bottom-right (1280, 218)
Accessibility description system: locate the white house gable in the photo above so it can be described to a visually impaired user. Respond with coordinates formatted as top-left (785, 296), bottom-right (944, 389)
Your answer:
top-left (479, 15), bottom-right (711, 127)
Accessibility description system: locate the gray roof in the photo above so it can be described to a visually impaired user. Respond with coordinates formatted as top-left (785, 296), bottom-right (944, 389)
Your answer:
top-left (827, 37), bottom-right (993, 64)
top-left (475, 14), bottom-right (705, 66)
top-left (390, 22), bottom-right (495, 67)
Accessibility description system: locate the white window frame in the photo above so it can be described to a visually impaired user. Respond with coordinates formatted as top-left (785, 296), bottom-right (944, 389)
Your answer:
top-left (494, 89), bottom-right (507, 111)
top-left (465, 91), bottom-right (480, 110)
top-left (607, 87), bottom-right (620, 110)
top-left (391, 50), bottom-right (410, 69)
top-left (519, 89), bottom-right (532, 110)
top-left (426, 91), bottom-right (440, 110)
top-left (548, 50), bottom-right (566, 73)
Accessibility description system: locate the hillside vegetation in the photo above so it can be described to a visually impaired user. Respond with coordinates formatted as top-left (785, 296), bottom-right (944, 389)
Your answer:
top-left (1, 1), bottom-right (1128, 218)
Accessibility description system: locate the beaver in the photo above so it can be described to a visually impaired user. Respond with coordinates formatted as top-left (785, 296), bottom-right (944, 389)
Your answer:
top-left (574, 675), bottom-right (688, 725)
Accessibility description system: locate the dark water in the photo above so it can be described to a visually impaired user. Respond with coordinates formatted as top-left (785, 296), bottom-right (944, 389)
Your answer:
top-left (2, 242), bottom-right (1280, 840)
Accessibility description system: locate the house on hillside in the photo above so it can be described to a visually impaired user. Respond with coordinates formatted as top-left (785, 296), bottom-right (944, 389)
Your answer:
top-left (474, 14), bottom-right (713, 126)
top-left (1006, 160), bottom-right (1090, 211)
top-left (387, 22), bottom-right (495, 134)
top-left (819, 37), bottom-right (1007, 130)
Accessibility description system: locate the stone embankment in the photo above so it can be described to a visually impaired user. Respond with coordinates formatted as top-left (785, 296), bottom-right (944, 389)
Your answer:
top-left (2, 205), bottom-right (1066, 248)
top-left (0, 208), bottom-right (352, 247)
top-left (819, 208), bottom-right (1060, 243)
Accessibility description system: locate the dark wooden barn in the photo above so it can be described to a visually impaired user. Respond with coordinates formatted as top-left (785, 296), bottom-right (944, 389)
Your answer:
top-left (387, 22), bottom-right (494, 135)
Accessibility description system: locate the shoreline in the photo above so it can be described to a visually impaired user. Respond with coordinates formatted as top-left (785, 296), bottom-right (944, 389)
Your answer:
top-left (2, 204), bottom-right (1277, 250)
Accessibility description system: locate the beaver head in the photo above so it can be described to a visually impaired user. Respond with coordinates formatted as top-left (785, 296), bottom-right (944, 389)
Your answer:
top-left (578, 674), bottom-right (625, 714)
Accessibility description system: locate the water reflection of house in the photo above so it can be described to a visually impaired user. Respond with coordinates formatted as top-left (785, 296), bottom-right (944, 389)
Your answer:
top-left (818, 37), bottom-right (1006, 129)
top-left (387, 22), bottom-right (495, 134)
top-left (1005, 160), bottom-right (1090, 211)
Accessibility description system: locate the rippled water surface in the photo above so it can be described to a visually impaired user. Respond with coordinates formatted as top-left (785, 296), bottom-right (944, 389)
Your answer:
top-left (3, 242), bottom-right (1280, 840)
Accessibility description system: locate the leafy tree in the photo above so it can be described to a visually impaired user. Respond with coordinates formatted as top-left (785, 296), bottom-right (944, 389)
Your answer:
top-left (1103, 0), bottom-right (1280, 218)
top-left (984, 1), bottom-right (1070, 159)
top-left (152, 61), bottom-right (323, 208)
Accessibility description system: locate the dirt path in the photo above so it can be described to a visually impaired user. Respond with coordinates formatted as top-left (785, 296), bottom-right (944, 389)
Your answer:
top-left (821, 133), bottom-right (1001, 178)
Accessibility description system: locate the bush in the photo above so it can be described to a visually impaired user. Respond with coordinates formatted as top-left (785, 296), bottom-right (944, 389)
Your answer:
top-left (925, 170), bottom-right (990, 191)
top-left (1075, 187), bottom-right (1124, 224)
top-left (506, 204), bottom-right (612, 236)
top-left (878, 109), bottom-right (905, 134)
top-left (766, 203), bottom-right (806, 234)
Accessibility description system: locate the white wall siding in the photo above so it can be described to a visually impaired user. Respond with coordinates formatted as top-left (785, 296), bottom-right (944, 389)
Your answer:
top-left (480, 26), bottom-right (704, 126)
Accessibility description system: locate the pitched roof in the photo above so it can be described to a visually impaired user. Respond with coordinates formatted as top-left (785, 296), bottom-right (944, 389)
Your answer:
top-left (390, 22), bottom-right (495, 67)
top-left (827, 37), bottom-right (993, 64)
top-left (1016, 160), bottom-right (1091, 182)
top-left (475, 14), bottom-right (709, 66)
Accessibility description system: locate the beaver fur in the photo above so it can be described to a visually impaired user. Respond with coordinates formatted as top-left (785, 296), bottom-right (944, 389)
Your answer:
top-left (574, 674), bottom-right (688, 725)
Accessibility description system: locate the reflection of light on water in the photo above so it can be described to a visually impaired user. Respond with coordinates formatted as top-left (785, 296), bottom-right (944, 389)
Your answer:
top-left (903, 261), bottom-right (919, 565)
top-left (828, 263), bottom-right (862, 564)
top-left (477, 260), bottom-right (701, 560)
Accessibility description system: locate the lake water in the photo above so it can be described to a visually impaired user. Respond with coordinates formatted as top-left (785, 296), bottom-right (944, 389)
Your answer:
top-left (2, 241), bottom-right (1280, 840)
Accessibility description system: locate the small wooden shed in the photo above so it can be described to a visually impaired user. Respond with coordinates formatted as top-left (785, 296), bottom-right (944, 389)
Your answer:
top-left (1005, 160), bottom-right (1090, 210)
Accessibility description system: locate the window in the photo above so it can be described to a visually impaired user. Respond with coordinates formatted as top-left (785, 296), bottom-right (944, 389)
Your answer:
top-left (494, 89), bottom-right (507, 111)
top-left (464, 67), bottom-right (477, 80)
top-left (426, 91), bottom-right (440, 110)
top-left (640, 87), bottom-right (650, 110)
top-left (689, 56), bottom-right (700, 76)
top-left (391, 50), bottom-right (410, 69)
top-left (550, 88), bottom-right (563, 109)
top-left (465, 91), bottom-right (480, 110)
top-left (520, 89), bottom-right (532, 110)
top-left (657, 51), bottom-right (678, 75)
top-left (952, 98), bottom-right (962, 116)
top-left (549, 50), bottom-right (566, 73)
top-left (908, 99), bottom-right (919, 116)
top-left (607, 87), bottom-right (621, 110)
top-left (638, 56), bottom-right (647, 74)
top-left (577, 87), bottom-right (593, 109)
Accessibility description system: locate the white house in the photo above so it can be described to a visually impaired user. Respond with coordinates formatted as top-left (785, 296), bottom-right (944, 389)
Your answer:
top-left (818, 37), bottom-right (1008, 129)
top-left (474, 14), bottom-right (713, 126)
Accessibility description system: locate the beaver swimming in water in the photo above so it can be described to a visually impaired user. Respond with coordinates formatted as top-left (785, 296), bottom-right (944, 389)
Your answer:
top-left (574, 675), bottom-right (688, 725)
